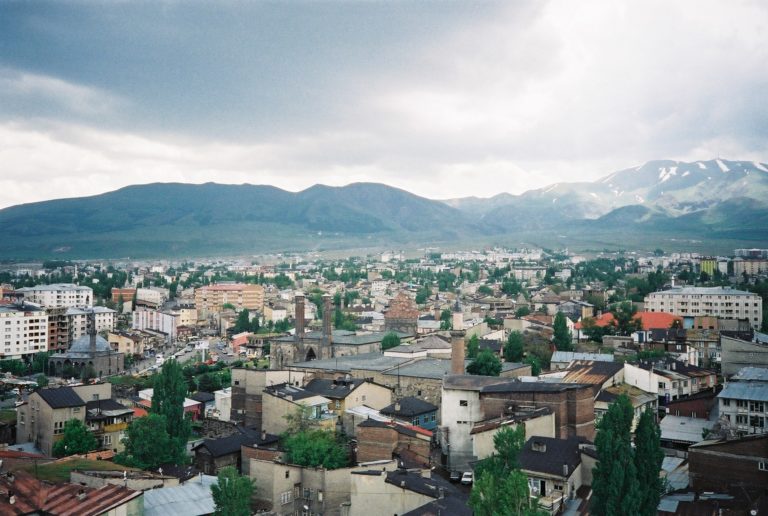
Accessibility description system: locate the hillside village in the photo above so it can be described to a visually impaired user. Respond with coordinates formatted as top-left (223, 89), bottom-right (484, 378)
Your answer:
top-left (0, 246), bottom-right (766, 514)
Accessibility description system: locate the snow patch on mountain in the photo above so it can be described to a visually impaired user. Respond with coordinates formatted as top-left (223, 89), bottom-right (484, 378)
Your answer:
top-left (755, 161), bottom-right (768, 172)
top-left (682, 171), bottom-right (690, 177)
top-left (716, 159), bottom-right (730, 172)
top-left (697, 162), bottom-right (707, 170)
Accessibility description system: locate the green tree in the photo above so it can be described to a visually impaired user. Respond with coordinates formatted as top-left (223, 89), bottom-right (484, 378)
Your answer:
top-left (477, 284), bottom-right (493, 296)
top-left (470, 425), bottom-right (546, 516)
top-left (52, 419), bottom-right (99, 457)
top-left (233, 309), bottom-right (252, 333)
top-left (439, 309), bottom-right (452, 330)
top-left (504, 331), bottom-right (524, 362)
top-left (466, 349), bottom-right (502, 376)
top-left (553, 312), bottom-right (573, 351)
top-left (466, 334), bottom-right (480, 359)
top-left (282, 429), bottom-right (348, 469)
top-left (591, 394), bottom-right (641, 516)
top-left (211, 466), bottom-right (254, 516)
top-left (35, 374), bottom-right (49, 388)
top-left (381, 332), bottom-right (401, 351)
top-left (197, 372), bottom-right (222, 393)
top-left (116, 413), bottom-right (174, 469)
top-left (515, 306), bottom-right (531, 318)
top-left (415, 286), bottom-right (431, 305)
top-left (525, 356), bottom-right (541, 376)
top-left (30, 352), bottom-right (51, 374)
top-left (152, 359), bottom-right (191, 463)
top-left (610, 301), bottom-right (642, 336)
top-left (634, 409), bottom-right (664, 515)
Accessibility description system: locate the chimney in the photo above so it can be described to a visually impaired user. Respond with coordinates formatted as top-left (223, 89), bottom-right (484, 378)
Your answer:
top-left (451, 330), bottom-right (466, 375)
top-left (322, 294), bottom-right (333, 347)
top-left (452, 294), bottom-right (463, 331)
top-left (395, 402), bottom-right (401, 412)
top-left (294, 293), bottom-right (305, 345)
top-left (563, 463), bottom-right (569, 477)
top-left (261, 429), bottom-right (267, 441)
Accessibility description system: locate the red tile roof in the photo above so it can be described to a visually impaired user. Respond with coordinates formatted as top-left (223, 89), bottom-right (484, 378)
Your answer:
top-left (574, 311), bottom-right (681, 330)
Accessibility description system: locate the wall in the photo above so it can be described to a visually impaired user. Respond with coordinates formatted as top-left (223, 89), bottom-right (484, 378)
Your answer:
top-left (348, 471), bottom-right (435, 516)
top-left (623, 363), bottom-right (658, 394)
top-left (689, 437), bottom-right (768, 492)
top-left (230, 368), bottom-right (308, 429)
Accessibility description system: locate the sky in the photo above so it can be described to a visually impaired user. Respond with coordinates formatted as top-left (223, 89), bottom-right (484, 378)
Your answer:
top-left (1, 0), bottom-right (767, 209)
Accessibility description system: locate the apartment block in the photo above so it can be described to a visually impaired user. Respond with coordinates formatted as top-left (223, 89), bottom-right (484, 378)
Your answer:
top-left (195, 283), bottom-right (265, 316)
top-left (644, 286), bottom-right (762, 330)
top-left (17, 283), bottom-right (93, 308)
top-left (0, 303), bottom-right (48, 359)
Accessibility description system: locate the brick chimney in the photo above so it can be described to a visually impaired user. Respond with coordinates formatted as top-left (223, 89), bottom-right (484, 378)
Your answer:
top-left (323, 294), bottom-right (333, 347)
top-left (294, 293), bottom-right (305, 345)
top-left (450, 330), bottom-right (466, 375)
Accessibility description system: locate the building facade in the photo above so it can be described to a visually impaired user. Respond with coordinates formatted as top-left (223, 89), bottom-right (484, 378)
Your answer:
top-left (17, 284), bottom-right (93, 308)
top-left (0, 303), bottom-right (48, 359)
top-left (644, 286), bottom-right (762, 330)
top-left (194, 283), bottom-right (265, 316)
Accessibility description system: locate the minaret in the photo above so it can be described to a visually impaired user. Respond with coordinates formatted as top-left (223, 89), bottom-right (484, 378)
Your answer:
top-left (322, 294), bottom-right (333, 348)
top-left (88, 309), bottom-right (97, 355)
top-left (294, 293), bottom-right (305, 345)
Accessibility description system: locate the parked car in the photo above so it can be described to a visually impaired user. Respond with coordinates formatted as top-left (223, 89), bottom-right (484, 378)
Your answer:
top-left (460, 472), bottom-right (473, 485)
top-left (449, 471), bottom-right (461, 483)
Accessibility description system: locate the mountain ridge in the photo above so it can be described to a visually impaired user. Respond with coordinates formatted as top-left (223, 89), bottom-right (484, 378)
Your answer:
top-left (1, 159), bottom-right (767, 258)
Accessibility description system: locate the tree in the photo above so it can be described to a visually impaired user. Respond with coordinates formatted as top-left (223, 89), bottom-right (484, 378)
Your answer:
top-left (591, 394), bottom-right (641, 516)
top-left (381, 332), bottom-right (401, 351)
top-left (197, 372), bottom-right (222, 393)
top-left (30, 352), bottom-right (51, 374)
top-left (504, 331), bottom-right (524, 362)
top-left (52, 419), bottom-right (99, 457)
top-left (152, 359), bottom-right (191, 463)
top-left (634, 409), bottom-right (663, 515)
top-left (116, 413), bottom-right (174, 469)
top-left (35, 374), bottom-right (49, 388)
top-left (469, 425), bottom-right (546, 516)
top-left (515, 306), bottom-right (531, 318)
top-left (233, 309), bottom-right (251, 333)
top-left (439, 309), bottom-right (452, 330)
top-left (282, 429), bottom-right (348, 469)
top-left (553, 312), bottom-right (573, 351)
top-left (524, 356), bottom-right (541, 376)
top-left (466, 334), bottom-right (480, 359)
top-left (466, 349), bottom-right (502, 376)
top-left (211, 466), bottom-right (254, 516)
top-left (477, 284), bottom-right (493, 296)
top-left (581, 317), bottom-right (613, 343)
top-left (610, 301), bottom-right (642, 336)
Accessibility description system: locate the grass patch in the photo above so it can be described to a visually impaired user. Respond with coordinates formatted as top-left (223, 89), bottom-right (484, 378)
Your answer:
top-left (21, 458), bottom-right (136, 483)
top-left (0, 409), bottom-right (16, 424)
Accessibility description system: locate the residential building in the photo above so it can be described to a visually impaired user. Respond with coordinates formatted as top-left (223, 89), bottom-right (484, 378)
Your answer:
top-left (229, 368), bottom-right (309, 430)
top-left (261, 383), bottom-right (337, 435)
top-left (732, 257), bottom-right (768, 277)
top-left (66, 306), bottom-right (116, 340)
top-left (550, 351), bottom-right (613, 370)
top-left (519, 436), bottom-right (596, 514)
top-left (379, 397), bottom-right (439, 431)
top-left (349, 467), bottom-right (469, 516)
top-left (0, 302), bottom-right (48, 359)
top-left (17, 283), bottom-right (93, 308)
top-left (248, 456), bottom-right (400, 516)
top-left (688, 434), bottom-right (768, 497)
top-left (356, 419), bottom-right (433, 467)
top-left (17, 382), bottom-right (113, 456)
top-left (644, 286), bottom-right (762, 330)
top-left (717, 367), bottom-right (768, 435)
top-left (108, 330), bottom-right (148, 356)
top-left (132, 307), bottom-right (179, 342)
top-left (192, 428), bottom-right (278, 475)
top-left (194, 283), bottom-right (265, 316)
top-left (721, 333), bottom-right (768, 376)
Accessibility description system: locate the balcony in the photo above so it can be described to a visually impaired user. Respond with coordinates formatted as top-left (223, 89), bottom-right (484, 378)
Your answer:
top-left (103, 422), bottom-right (129, 433)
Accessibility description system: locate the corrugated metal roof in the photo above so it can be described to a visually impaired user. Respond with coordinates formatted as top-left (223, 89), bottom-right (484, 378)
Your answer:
top-left (659, 416), bottom-right (711, 444)
top-left (717, 382), bottom-right (768, 402)
top-left (143, 475), bottom-right (217, 516)
top-left (731, 366), bottom-right (768, 382)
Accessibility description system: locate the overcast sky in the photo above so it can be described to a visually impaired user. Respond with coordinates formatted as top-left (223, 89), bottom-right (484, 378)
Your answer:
top-left (1, 1), bottom-right (767, 209)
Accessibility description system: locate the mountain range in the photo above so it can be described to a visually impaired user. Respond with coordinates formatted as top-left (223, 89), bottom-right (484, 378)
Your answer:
top-left (1, 159), bottom-right (766, 259)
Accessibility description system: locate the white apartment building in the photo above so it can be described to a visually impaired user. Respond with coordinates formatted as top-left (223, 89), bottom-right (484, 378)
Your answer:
top-left (644, 286), bottom-right (762, 330)
top-left (0, 304), bottom-right (48, 359)
top-left (718, 367), bottom-right (768, 436)
top-left (17, 284), bottom-right (93, 308)
top-left (132, 308), bottom-right (179, 342)
top-left (66, 307), bottom-right (117, 340)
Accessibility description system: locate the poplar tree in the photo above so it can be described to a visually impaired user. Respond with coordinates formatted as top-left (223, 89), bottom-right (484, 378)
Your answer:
top-left (152, 359), bottom-right (191, 463)
top-left (591, 394), bottom-right (641, 516)
top-left (553, 312), bottom-right (573, 351)
top-left (634, 409), bottom-right (664, 515)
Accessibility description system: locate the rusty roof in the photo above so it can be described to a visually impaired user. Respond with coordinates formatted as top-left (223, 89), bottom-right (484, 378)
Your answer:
top-left (0, 471), bottom-right (141, 516)
top-left (559, 360), bottom-right (624, 387)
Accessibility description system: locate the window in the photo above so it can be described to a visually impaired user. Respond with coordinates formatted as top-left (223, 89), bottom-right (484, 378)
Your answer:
top-left (459, 400), bottom-right (468, 407)
top-left (760, 461), bottom-right (768, 472)
top-left (736, 415), bottom-right (748, 425)
top-left (280, 491), bottom-right (292, 505)
top-left (285, 470), bottom-right (290, 479)
top-left (722, 399), bottom-right (730, 407)
top-left (749, 416), bottom-right (764, 428)
top-left (749, 401), bottom-right (765, 412)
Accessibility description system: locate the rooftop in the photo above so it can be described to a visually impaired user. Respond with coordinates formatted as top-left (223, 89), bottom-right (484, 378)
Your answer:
top-left (518, 436), bottom-right (589, 478)
top-left (659, 415), bottom-right (711, 444)
top-left (718, 382), bottom-right (768, 402)
top-left (380, 397), bottom-right (438, 417)
top-left (143, 474), bottom-right (217, 516)
top-left (551, 351), bottom-right (614, 363)
top-left (37, 387), bottom-right (85, 409)
top-left (650, 286), bottom-right (757, 296)
top-left (731, 366), bottom-right (768, 382)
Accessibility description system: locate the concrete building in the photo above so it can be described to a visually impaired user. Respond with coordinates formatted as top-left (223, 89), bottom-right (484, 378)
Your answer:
top-left (721, 333), bottom-right (768, 377)
top-left (229, 368), bottom-right (309, 430)
top-left (644, 286), bottom-right (762, 330)
top-left (132, 307), bottom-right (179, 342)
top-left (66, 306), bottom-right (116, 340)
top-left (17, 382), bottom-right (114, 456)
top-left (688, 434), bottom-right (768, 498)
top-left (194, 283), bottom-right (265, 316)
top-left (17, 283), bottom-right (93, 308)
top-left (732, 257), bottom-right (768, 277)
top-left (249, 457), bottom-right (399, 516)
top-left (48, 314), bottom-right (125, 379)
top-left (718, 367), bottom-right (768, 436)
top-left (0, 302), bottom-right (48, 359)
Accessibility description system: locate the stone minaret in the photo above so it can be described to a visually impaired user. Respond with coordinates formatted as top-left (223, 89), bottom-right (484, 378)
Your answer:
top-left (294, 293), bottom-right (305, 345)
top-left (88, 309), bottom-right (97, 355)
top-left (322, 294), bottom-right (333, 347)
top-left (451, 330), bottom-right (466, 375)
